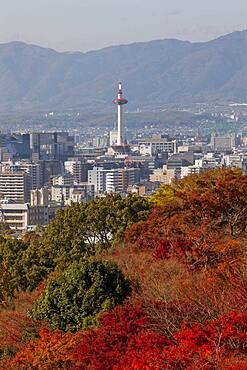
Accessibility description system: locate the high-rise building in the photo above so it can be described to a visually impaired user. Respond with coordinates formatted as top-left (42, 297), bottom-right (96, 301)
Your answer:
top-left (106, 168), bottom-right (140, 194)
top-left (88, 167), bottom-right (106, 194)
top-left (30, 132), bottom-right (74, 161)
top-left (0, 172), bottom-right (31, 203)
top-left (0, 162), bottom-right (43, 189)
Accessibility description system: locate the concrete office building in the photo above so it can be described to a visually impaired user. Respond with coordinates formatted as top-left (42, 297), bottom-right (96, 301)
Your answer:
top-left (211, 134), bottom-right (236, 151)
top-left (139, 137), bottom-right (177, 156)
top-left (52, 173), bottom-right (75, 186)
top-left (180, 165), bottom-right (203, 179)
top-left (149, 168), bottom-right (176, 184)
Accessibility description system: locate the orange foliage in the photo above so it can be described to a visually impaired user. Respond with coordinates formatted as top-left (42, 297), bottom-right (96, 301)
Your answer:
top-left (0, 284), bottom-right (44, 356)
top-left (1, 328), bottom-right (83, 370)
top-left (126, 169), bottom-right (247, 270)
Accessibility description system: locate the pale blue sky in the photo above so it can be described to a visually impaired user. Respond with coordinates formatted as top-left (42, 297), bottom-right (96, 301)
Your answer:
top-left (0, 0), bottom-right (246, 51)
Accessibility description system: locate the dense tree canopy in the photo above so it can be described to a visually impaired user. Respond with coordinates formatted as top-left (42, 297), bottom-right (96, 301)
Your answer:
top-left (151, 168), bottom-right (247, 236)
top-left (0, 238), bottom-right (29, 301)
top-left (0, 328), bottom-right (83, 370)
top-left (42, 193), bottom-right (151, 254)
top-left (72, 304), bottom-right (166, 370)
top-left (4, 306), bottom-right (245, 370)
top-left (0, 169), bottom-right (246, 368)
top-left (32, 260), bottom-right (131, 332)
top-left (126, 168), bottom-right (247, 269)
top-left (0, 194), bottom-right (150, 296)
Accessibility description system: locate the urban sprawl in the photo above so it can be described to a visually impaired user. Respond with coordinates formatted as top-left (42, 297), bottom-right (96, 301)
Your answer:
top-left (0, 83), bottom-right (246, 233)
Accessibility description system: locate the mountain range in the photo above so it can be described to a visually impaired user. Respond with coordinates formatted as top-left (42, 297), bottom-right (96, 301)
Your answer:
top-left (0, 30), bottom-right (247, 112)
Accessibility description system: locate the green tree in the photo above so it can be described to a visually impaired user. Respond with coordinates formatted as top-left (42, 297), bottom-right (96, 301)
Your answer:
top-left (0, 238), bottom-right (29, 295)
top-left (17, 239), bottom-right (54, 291)
top-left (32, 260), bottom-right (131, 332)
top-left (0, 195), bottom-right (150, 296)
top-left (40, 194), bottom-right (151, 269)
top-left (0, 236), bottom-right (50, 294)
top-left (0, 222), bottom-right (11, 236)
top-left (0, 261), bottom-right (16, 307)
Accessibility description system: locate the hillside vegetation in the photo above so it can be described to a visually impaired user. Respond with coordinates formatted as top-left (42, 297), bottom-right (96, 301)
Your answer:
top-left (0, 169), bottom-right (246, 369)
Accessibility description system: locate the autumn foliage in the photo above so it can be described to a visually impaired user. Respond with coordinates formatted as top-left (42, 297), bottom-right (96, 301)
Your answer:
top-left (0, 169), bottom-right (246, 369)
top-left (72, 304), bottom-right (167, 370)
top-left (128, 311), bottom-right (247, 369)
top-left (3, 306), bottom-right (245, 370)
top-left (125, 168), bottom-right (247, 269)
top-left (1, 328), bottom-right (83, 370)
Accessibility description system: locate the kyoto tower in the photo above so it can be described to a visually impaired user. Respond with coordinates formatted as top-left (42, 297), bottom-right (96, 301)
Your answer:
top-left (113, 82), bottom-right (128, 146)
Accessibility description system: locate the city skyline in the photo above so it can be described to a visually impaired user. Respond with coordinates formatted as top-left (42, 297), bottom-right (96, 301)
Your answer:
top-left (0, 0), bottom-right (246, 51)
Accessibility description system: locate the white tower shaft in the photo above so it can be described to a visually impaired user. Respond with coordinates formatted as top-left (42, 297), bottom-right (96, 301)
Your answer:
top-left (117, 104), bottom-right (124, 146)
top-left (113, 82), bottom-right (128, 147)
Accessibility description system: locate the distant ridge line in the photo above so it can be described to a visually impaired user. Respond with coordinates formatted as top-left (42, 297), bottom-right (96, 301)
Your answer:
top-left (0, 30), bottom-right (247, 112)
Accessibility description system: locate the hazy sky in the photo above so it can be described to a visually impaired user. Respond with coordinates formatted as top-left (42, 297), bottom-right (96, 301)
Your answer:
top-left (0, 0), bottom-right (246, 51)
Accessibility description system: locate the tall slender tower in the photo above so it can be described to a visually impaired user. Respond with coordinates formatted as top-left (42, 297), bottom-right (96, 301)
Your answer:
top-left (113, 82), bottom-right (128, 146)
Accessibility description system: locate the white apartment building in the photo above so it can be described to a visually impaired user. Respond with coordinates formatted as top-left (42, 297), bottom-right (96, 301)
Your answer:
top-left (0, 172), bottom-right (31, 203)
top-left (88, 167), bottom-right (106, 194)
top-left (88, 167), bottom-right (140, 195)
top-left (139, 138), bottom-right (177, 156)
top-left (0, 162), bottom-right (42, 189)
top-left (106, 171), bottom-right (122, 193)
top-left (180, 165), bottom-right (203, 179)
top-left (0, 203), bottom-right (48, 231)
